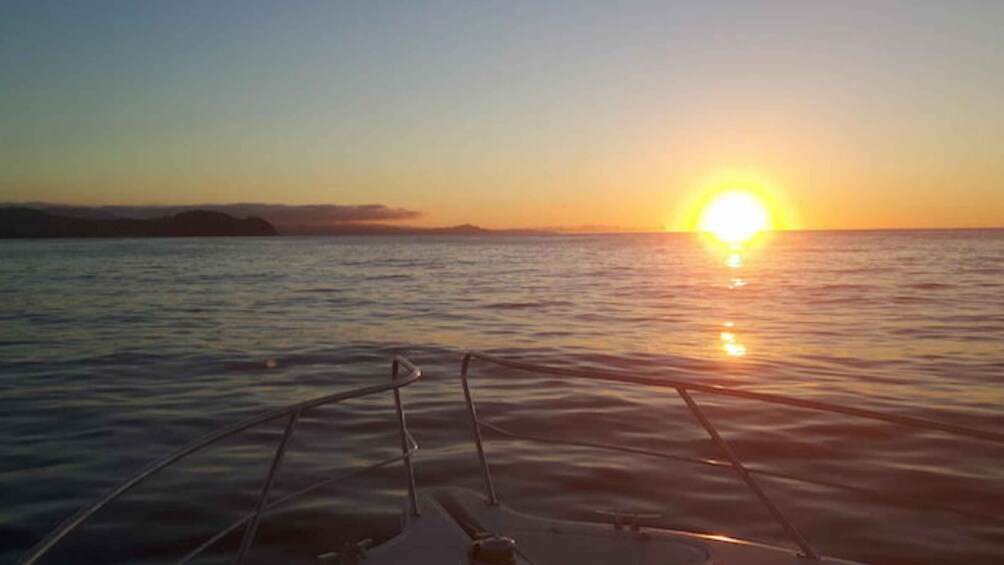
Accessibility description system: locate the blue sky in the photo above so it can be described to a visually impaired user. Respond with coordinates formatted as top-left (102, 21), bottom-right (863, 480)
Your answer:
top-left (2, 1), bottom-right (1002, 229)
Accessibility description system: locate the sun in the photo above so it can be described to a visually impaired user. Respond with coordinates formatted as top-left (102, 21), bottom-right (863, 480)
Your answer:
top-left (698, 191), bottom-right (771, 246)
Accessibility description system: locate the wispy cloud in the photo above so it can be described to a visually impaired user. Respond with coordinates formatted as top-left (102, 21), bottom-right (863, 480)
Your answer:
top-left (5, 203), bottom-right (422, 227)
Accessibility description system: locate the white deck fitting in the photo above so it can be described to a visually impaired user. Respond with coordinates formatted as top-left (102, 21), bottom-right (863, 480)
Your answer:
top-left (366, 488), bottom-right (863, 565)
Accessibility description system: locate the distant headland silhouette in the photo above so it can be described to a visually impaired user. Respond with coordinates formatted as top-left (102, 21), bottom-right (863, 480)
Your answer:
top-left (0, 205), bottom-right (553, 238)
top-left (0, 208), bottom-right (277, 238)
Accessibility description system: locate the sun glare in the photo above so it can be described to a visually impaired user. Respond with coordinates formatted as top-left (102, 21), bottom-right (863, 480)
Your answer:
top-left (698, 191), bottom-right (771, 246)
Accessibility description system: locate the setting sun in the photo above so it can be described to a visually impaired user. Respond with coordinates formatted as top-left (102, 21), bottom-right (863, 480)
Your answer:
top-left (698, 191), bottom-right (771, 246)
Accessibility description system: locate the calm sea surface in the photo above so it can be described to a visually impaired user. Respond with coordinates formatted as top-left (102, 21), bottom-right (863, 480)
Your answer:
top-left (1, 232), bottom-right (1002, 564)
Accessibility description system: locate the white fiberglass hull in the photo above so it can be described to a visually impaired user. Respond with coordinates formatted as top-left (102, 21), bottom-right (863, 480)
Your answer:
top-left (365, 487), bottom-right (864, 565)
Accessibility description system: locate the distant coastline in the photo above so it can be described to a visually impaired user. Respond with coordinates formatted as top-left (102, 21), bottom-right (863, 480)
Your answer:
top-left (4, 206), bottom-right (997, 239)
top-left (0, 207), bottom-right (554, 238)
top-left (278, 223), bottom-right (551, 236)
top-left (0, 208), bottom-right (276, 238)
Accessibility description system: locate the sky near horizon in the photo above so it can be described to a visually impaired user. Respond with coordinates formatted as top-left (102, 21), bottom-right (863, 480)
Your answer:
top-left (2, 1), bottom-right (1003, 230)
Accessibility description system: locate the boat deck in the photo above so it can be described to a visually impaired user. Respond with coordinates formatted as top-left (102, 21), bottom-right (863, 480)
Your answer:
top-left (19, 354), bottom-right (1002, 564)
top-left (366, 487), bottom-right (861, 565)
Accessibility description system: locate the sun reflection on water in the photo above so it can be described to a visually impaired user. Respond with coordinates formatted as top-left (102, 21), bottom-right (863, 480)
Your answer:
top-left (720, 326), bottom-right (747, 357)
top-left (690, 193), bottom-right (776, 358)
top-left (716, 246), bottom-right (752, 358)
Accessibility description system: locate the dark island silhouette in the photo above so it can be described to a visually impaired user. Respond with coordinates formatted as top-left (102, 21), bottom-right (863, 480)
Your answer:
top-left (0, 204), bottom-right (555, 238)
top-left (0, 208), bottom-right (277, 238)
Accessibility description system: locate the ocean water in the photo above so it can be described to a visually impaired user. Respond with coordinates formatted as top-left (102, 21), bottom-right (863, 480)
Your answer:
top-left (1, 231), bottom-right (1002, 564)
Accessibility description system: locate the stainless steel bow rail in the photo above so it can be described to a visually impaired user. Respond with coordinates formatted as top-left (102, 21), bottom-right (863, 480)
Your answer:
top-left (20, 356), bottom-right (422, 565)
top-left (459, 351), bottom-right (1004, 562)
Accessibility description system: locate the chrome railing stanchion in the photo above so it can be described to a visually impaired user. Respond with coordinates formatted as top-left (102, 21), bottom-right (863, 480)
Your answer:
top-left (454, 351), bottom-right (1004, 562)
top-left (464, 352), bottom-right (1004, 445)
top-left (20, 359), bottom-right (423, 565)
top-left (460, 354), bottom-right (499, 505)
top-left (393, 357), bottom-right (421, 516)
top-left (676, 387), bottom-right (820, 560)
top-left (235, 409), bottom-right (301, 565)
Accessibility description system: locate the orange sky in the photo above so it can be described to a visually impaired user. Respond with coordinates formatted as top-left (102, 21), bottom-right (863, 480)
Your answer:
top-left (2, 2), bottom-right (1002, 231)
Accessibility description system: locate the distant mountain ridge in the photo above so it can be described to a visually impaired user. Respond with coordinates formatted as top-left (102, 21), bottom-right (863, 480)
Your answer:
top-left (279, 222), bottom-right (551, 236)
top-left (0, 208), bottom-right (277, 238)
top-left (0, 205), bottom-right (554, 238)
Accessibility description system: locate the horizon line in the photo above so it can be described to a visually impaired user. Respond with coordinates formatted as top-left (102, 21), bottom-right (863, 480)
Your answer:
top-left (3, 202), bottom-right (1002, 234)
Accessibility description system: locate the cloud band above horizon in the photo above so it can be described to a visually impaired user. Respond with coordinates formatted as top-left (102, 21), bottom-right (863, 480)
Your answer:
top-left (5, 203), bottom-right (423, 228)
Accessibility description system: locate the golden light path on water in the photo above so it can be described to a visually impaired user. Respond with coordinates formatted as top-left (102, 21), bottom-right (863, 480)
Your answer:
top-left (721, 254), bottom-right (748, 357)
top-left (695, 189), bottom-right (774, 358)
